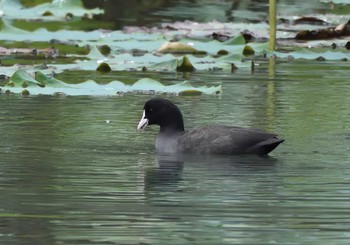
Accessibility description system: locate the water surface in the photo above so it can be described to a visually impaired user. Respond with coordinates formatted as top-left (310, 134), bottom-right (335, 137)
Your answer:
top-left (1, 60), bottom-right (350, 244)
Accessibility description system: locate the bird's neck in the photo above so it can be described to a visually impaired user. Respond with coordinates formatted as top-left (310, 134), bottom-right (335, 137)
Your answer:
top-left (159, 122), bottom-right (185, 135)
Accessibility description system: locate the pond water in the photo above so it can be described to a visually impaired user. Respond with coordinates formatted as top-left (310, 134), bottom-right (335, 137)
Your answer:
top-left (1, 60), bottom-right (350, 244)
top-left (92, 0), bottom-right (331, 28)
top-left (1, 0), bottom-right (350, 244)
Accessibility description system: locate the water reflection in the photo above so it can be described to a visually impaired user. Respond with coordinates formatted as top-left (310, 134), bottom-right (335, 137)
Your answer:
top-left (144, 154), bottom-right (184, 192)
top-left (85, 0), bottom-right (327, 28)
top-left (143, 152), bottom-right (279, 197)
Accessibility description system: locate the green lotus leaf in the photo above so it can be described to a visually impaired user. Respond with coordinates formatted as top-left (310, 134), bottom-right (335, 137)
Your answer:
top-left (269, 48), bottom-right (350, 60)
top-left (1, 18), bottom-right (30, 35)
top-left (96, 62), bottom-right (112, 73)
top-left (1, 71), bottom-right (222, 96)
top-left (21, 89), bottom-right (30, 95)
top-left (87, 46), bottom-right (107, 60)
top-left (151, 58), bottom-right (178, 71)
top-left (1, 0), bottom-right (103, 20)
top-left (217, 49), bottom-right (229, 55)
top-left (0, 0), bottom-right (347, 86)
top-left (168, 81), bottom-right (223, 95)
top-left (177, 56), bottom-right (196, 72)
top-left (320, 0), bottom-right (350, 4)
top-left (98, 45), bottom-right (111, 55)
top-left (157, 41), bottom-right (206, 54)
top-left (224, 34), bottom-right (246, 45)
top-left (35, 71), bottom-right (68, 88)
top-left (8, 69), bottom-right (44, 87)
top-left (242, 45), bottom-right (255, 56)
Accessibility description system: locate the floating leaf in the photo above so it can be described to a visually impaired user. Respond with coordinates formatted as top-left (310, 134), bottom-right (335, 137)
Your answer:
top-left (169, 81), bottom-right (223, 95)
top-left (1, 0), bottom-right (104, 20)
top-left (177, 56), bottom-right (196, 72)
top-left (35, 71), bottom-right (68, 88)
top-left (217, 49), bottom-right (229, 55)
top-left (269, 48), bottom-right (350, 60)
top-left (1, 18), bottom-right (30, 35)
top-left (87, 46), bottom-right (106, 60)
top-left (0, 0), bottom-right (348, 87)
top-left (96, 62), bottom-right (112, 73)
top-left (1, 70), bottom-right (222, 96)
top-left (42, 11), bottom-right (53, 16)
top-left (224, 34), bottom-right (246, 45)
top-left (178, 90), bottom-right (203, 96)
top-left (242, 45), bottom-right (255, 56)
top-left (151, 58), bottom-right (178, 71)
top-left (320, 0), bottom-right (350, 4)
top-left (9, 69), bottom-right (44, 87)
top-left (157, 41), bottom-right (206, 54)
top-left (98, 45), bottom-right (111, 55)
top-left (21, 89), bottom-right (30, 95)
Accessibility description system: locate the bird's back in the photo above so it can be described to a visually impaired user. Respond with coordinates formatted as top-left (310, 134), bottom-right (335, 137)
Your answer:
top-left (177, 125), bottom-right (283, 155)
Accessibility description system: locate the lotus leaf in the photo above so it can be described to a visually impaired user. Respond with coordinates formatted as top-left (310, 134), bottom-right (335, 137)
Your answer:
top-left (1, 70), bottom-right (222, 96)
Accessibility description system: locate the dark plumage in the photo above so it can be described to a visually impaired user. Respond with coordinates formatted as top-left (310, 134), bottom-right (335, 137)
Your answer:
top-left (137, 98), bottom-right (284, 155)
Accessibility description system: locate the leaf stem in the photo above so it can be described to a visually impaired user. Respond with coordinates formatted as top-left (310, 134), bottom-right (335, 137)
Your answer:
top-left (269, 0), bottom-right (277, 51)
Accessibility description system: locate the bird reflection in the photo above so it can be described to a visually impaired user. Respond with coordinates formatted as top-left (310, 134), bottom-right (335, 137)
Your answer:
top-left (143, 153), bottom-right (184, 192)
top-left (143, 153), bottom-right (279, 193)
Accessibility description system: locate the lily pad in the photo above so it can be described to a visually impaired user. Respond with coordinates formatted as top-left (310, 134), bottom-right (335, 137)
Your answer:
top-left (0, 0), bottom-right (104, 20)
top-left (223, 34), bottom-right (246, 45)
top-left (0, 0), bottom-right (348, 100)
top-left (320, 0), bottom-right (350, 4)
top-left (242, 45), bottom-right (255, 56)
top-left (176, 56), bottom-right (196, 72)
top-left (269, 48), bottom-right (350, 60)
top-left (96, 62), bottom-right (112, 73)
top-left (35, 71), bottom-right (68, 87)
top-left (1, 69), bottom-right (222, 96)
top-left (157, 41), bottom-right (206, 54)
top-left (8, 69), bottom-right (44, 87)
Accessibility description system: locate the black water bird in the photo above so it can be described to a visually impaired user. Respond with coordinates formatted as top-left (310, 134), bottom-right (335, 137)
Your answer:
top-left (137, 98), bottom-right (284, 155)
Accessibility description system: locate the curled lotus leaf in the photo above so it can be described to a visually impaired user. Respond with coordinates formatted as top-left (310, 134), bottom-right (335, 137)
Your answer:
top-left (157, 41), bottom-right (206, 54)
top-left (9, 69), bottom-right (44, 87)
top-left (177, 56), bottom-right (196, 72)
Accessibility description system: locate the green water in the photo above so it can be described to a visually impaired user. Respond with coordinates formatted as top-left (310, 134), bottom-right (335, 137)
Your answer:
top-left (1, 0), bottom-right (350, 243)
top-left (1, 60), bottom-right (350, 244)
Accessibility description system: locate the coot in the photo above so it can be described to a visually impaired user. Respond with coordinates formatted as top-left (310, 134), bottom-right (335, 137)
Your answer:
top-left (137, 98), bottom-right (284, 155)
